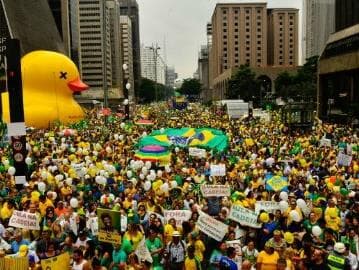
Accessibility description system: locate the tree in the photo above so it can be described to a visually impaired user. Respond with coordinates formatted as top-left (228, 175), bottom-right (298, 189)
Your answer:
top-left (274, 56), bottom-right (319, 101)
top-left (178, 78), bottom-right (202, 97)
top-left (226, 65), bottom-right (260, 102)
top-left (137, 78), bottom-right (173, 104)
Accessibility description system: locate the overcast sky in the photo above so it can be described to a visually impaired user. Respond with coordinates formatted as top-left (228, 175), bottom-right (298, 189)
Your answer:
top-left (138, 0), bottom-right (303, 79)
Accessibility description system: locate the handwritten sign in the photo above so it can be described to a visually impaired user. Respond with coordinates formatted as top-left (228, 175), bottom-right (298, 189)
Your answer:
top-left (135, 238), bottom-right (153, 263)
top-left (210, 164), bottom-right (226, 176)
top-left (255, 201), bottom-right (280, 214)
top-left (9, 211), bottom-right (40, 230)
top-left (337, 153), bottom-right (352, 167)
top-left (197, 212), bottom-right (228, 241)
top-left (319, 138), bottom-right (331, 147)
top-left (164, 210), bottom-right (191, 226)
top-left (41, 253), bottom-right (70, 270)
top-left (189, 147), bottom-right (206, 158)
top-left (229, 205), bottom-right (261, 228)
top-left (201, 185), bottom-right (231, 197)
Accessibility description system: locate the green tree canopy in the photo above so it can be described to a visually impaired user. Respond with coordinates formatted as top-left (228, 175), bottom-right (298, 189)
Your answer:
top-left (226, 65), bottom-right (260, 102)
top-left (178, 78), bottom-right (202, 96)
top-left (138, 78), bottom-right (173, 103)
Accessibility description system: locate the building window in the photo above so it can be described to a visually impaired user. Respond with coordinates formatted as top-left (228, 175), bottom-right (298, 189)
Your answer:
top-left (289, 61), bottom-right (293, 65)
top-left (257, 41), bottom-right (261, 44)
top-left (234, 9), bottom-right (239, 14)
top-left (224, 53), bottom-right (227, 57)
top-left (280, 22), bottom-right (283, 26)
top-left (223, 16), bottom-right (227, 20)
top-left (235, 47), bottom-right (239, 51)
top-left (223, 35), bottom-right (227, 39)
top-left (246, 22), bottom-right (250, 26)
top-left (246, 9), bottom-right (250, 14)
top-left (235, 16), bottom-right (238, 20)
top-left (223, 29), bottom-right (227, 32)
top-left (289, 50), bottom-right (293, 54)
top-left (246, 53), bottom-right (250, 57)
top-left (246, 41), bottom-right (250, 45)
top-left (222, 9), bottom-right (227, 14)
top-left (290, 38), bottom-right (293, 42)
top-left (290, 33), bottom-right (293, 37)
top-left (289, 15), bottom-right (293, 19)
top-left (279, 45), bottom-right (283, 48)
top-left (257, 35), bottom-right (261, 38)
top-left (279, 50), bottom-right (283, 54)
top-left (257, 16), bottom-right (261, 19)
top-left (246, 35), bottom-right (250, 38)
top-left (290, 44), bottom-right (293, 48)
top-left (235, 35), bottom-right (238, 39)
top-left (257, 53), bottom-right (261, 56)
top-left (257, 59), bottom-right (261, 63)
top-left (257, 9), bottom-right (261, 14)
top-left (224, 65), bottom-right (227, 69)
top-left (246, 28), bottom-right (250, 32)
top-left (223, 41), bottom-right (227, 45)
top-left (246, 16), bottom-right (250, 20)
top-left (279, 39), bottom-right (283, 43)
top-left (235, 22), bottom-right (238, 26)
top-left (235, 28), bottom-right (239, 32)
top-left (279, 16), bottom-right (283, 20)
top-left (279, 33), bottom-right (283, 37)
top-left (246, 47), bottom-right (250, 51)
top-left (223, 22), bottom-right (227, 26)
top-left (279, 56), bottom-right (283, 59)
top-left (257, 28), bottom-right (261, 32)
top-left (257, 22), bottom-right (261, 26)
top-left (224, 48), bottom-right (227, 52)
top-left (290, 21), bottom-right (293, 25)
top-left (290, 28), bottom-right (293, 31)
top-left (235, 53), bottom-right (239, 57)
top-left (235, 41), bottom-right (238, 45)
top-left (235, 59), bottom-right (239, 63)
top-left (279, 61), bottom-right (283, 65)
top-left (280, 27), bottom-right (283, 31)
top-left (257, 47), bottom-right (261, 50)
top-left (289, 56), bottom-right (293, 59)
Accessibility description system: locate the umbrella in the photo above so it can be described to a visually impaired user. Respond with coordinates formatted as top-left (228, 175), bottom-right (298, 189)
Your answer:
top-left (100, 108), bottom-right (111, 116)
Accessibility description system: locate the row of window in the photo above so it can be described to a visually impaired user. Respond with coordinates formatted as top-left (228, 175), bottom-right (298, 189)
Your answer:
top-left (222, 8), bottom-right (262, 15)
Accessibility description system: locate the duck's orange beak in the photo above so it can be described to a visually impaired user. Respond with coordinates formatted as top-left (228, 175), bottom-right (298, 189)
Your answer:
top-left (68, 77), bottom-right (89, 92)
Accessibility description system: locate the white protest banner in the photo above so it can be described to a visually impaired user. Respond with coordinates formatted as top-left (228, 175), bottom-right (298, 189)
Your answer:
top-left (189, 147), bottom-right (206, 158)
top-left (210, 164), bottom-right (226, 176)
top-left (135, 238), bottom-right (153, 263)
top-left (197, 212), bottom-right (228, 242)
top-left (319, 138), bottom-right (331, 147)
top-left (9, 210), bottom-right (40, 230)
top-left (87, 216), bottom-right (99, 236)
top-left (337, 153), bottom-right (352, 167)
top-left (164, 210), bottom-right (191, 226)
top-left (255, 201), bottom-right (280, 214)
top-left (200, 185), bottom-right (231, 197)
top-left (229, 205), bottom-right (261, 228)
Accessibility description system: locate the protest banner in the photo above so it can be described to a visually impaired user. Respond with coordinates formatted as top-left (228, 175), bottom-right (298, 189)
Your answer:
top-left (0, 257), bottom-right (29, 270)
top-left (200, 185), bottom-right (231, 197)
top-left (210, 164), bottom-right (226, 176)
top-left (319, 138), bottom-right (331, 147)
top-left (255, 201), bottom-right (280, 214)
top-left (229, 205), bottom-right (261, 228)
top-left (197, 212), bottom-right (228, 241)
top-left (9, 211), bottom-right (40, 230)
top-left (41, 253), bottom-right (70, 270)
top-left (97, 208), bottom-right (121, 244)
top-left (164, 210), bottom-right (191, 226)
top-left (189, 147), bottom-right (206, 158)
top-left (337, 153), bottom-right (352, 167)
top-left (135, 238), bottom-right (153, 263)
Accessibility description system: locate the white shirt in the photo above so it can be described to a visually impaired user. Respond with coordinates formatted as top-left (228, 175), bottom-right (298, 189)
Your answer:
top-left (346, 252), bottom-right (358, 270)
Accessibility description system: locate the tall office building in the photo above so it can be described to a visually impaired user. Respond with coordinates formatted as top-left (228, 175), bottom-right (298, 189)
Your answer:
top-left (210, 3), bottom-right (268, 80)
top-left (335, 0), bottom-right (359, 31)
top-left (198, 45), bottom-right (210, 101)
top-left (78, 0), bottom-right (112, 91)
top-left (165, 67), bottom-right (178, 88)
top-left (267, 8), bottom-right (299, 66)
top-left (119, 0), bottom-right (140, 99)
top-left (303, 0), bottom-right (335, 59)
top-left (48, 0), bottom-right (81, 67)
top-left (140, 45), bottom-right (166, 85)
top-left (120, 15), bottom-right (134, 101)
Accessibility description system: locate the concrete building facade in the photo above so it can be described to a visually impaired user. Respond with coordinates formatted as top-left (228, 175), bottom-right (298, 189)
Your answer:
top-left (267, 8), bottom-right (299, 67)
top-left (165, 66), bottom-right (177, 89)
top-left (120, 15), bottom-right (134, 101)
top-left (140, 45), bottom-right (166, 85)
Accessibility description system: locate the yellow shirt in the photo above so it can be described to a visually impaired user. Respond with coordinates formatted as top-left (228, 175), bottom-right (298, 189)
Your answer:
top-left (185, 257), bottom-right (200, 270)
top-left (39, 199), bottom-right (54, 216)
top-left (325, 215), bottom-right (341, 232)
top-left (257, 251), bottom-right (279, 270)
top-left (194, 240), bottom-right (205, 262)
top-left (123, 231), bottom-right (143, 249)
top-left (0, 203), bottom-right (13, 220)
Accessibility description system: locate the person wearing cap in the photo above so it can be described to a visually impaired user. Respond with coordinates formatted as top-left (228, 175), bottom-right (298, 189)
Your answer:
top-left (16, 244), bottom-right (40, 264)
top-left (256, 241), bottom-right (279, 270)
top-left (165, 231), bottom-right (186, 270)
top-left (327, 242), bottom-right (351, 270)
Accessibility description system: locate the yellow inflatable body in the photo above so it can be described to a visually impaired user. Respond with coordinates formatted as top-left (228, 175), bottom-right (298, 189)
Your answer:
top-left (2, 51), bottom-right (89, 128)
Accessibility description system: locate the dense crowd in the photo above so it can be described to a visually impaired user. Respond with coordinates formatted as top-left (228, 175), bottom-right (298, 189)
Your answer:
top-left (0, 103), bottom-right (358, 270)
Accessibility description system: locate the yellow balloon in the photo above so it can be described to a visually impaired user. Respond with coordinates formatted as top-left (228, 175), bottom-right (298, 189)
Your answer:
top-left (259, 212), bottom-right (269, 223)
top-left (2, 51), bottom-right (88, 128)
top-left (327, 207), bottom-right (338, 218)
top-left (284, 232), bottom-right (294, 244)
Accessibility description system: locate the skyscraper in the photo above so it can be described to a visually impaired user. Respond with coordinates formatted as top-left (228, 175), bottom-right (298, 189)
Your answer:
top-left (119, 0), bottom-right (140, 99)
top-left (141, 45), bottom-right (166, 85)
top-left (165, 66), bottom-right (178, 89)
top-left (267, 8), bottom-right (299, 67)
top-left (303, 0), bottom-right (335, 59)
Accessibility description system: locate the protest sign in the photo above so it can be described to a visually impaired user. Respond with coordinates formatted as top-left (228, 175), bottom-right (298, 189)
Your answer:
top-left (229, 205), bottom-right (261, 228)
top-left (210, 164), bottom-right (226, 176)
top-left (97, 208), bottom-right (121, 244)
top-left (87, 216), bottom-right (99, 236)
top-left (135, 238), bottom-right (153, 263)
top-left (164, 210), bottom-right (191, 226)
top-left (189, 147), bottom-right (206, 158)
top-left (255, 201), bottom-right (280, 214)
top-left (319, 138), bottom-right (331, 147)
top-left (197, 212), bottom-right (228, 241)
top-left (9, 211), bottom-right (39, 230)
top-left (41, 253), bottom-right (70, 270)
top-left (200, 185), bottom-right (231, 197)
top-left (337, 153), bottom-right (352, 167)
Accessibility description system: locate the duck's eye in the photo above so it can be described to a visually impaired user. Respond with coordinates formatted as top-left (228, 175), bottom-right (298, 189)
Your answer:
top-left (59, 71), bottom-right (67, 80)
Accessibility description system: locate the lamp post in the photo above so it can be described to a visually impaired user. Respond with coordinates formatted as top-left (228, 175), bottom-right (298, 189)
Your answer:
top-left (147, 44), bottom-right (160, 102)
top-left (122, 63), bottom-right (131, 120)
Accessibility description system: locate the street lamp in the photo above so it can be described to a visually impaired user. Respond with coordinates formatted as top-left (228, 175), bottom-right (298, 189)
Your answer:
top-left (122, 63), bottom-right (130, 120)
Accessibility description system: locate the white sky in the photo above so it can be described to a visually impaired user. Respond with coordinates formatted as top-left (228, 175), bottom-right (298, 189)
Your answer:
top-left (138, 0), bottom-right (303, 79)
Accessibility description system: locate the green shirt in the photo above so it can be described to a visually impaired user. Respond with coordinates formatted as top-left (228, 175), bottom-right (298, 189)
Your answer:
top-left (112, 249), bottom-right (127, 270)
top-left (145, 237), bottom-right (163, 267)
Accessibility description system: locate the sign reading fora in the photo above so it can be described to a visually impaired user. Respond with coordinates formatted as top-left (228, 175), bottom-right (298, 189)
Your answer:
top-left (0, 36), bottom-right (6, 91)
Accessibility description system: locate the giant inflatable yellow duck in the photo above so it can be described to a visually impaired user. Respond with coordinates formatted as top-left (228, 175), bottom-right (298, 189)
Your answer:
top-left (2, 50), bottom-right (89, 128)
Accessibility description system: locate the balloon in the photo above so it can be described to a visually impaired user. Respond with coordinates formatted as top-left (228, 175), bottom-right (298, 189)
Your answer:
top-left (349, 191), bottom-right (356, 198)
top-left (340, 187), bottom-right (349, 196)
top-left (279, 200), bottom-right (289, 212)
top-left (65, 178), bottom-right (73, 186)
top-left (41, 171), bottom-right (48, 180)
top-left (38, 182), bottom-right (46, 192)
top-left (296, 199), bottom-right (306, 209)
top-left (157, 170), bottom-right (163, 178)
top-left (142, 166), bottom-right (148, 175)
top-left (70, 198), bottom-right (79, 208)
top-left (289, 210), bottom-right (300, 222)
top-left (160, 183), bottom-right (169, 193)
top-left (139, 173), bottom-right (145, 180)
top-left (145, 161), bottom-right (152, 169)
top-left (284, 232), bottom-right (294, 244)
top-left (312, 225), bottom-right (322, 237)
top-left (7, 166), bottom-right (15, 176)
top-left (144, 181), bottom-right (151, 191)
top-left (123, 99), bottom-right (129, 105)
top-left (160, 128), bottom-right (165, 134)
top-left (259, 212), bottom-right (269, 223)
top-left (165, 165), bottom-right (171, 173)
top-left (171, 180), bottom-right (178, 188)
top-left (150, 174), bottom-right (156, 181)
top-left (127, 170), bottom-right (133, 178)
top-left (55, 174), bottom-right (64, 181)
top-left (114, 134), bottom-right (119, 140)
top-left (119, 135), bottom-right (124, 141)
top-left (95, 176), bottom-right (102, 184)
top-left (106, 146), bottom-right (112, 154)
top-left (51, 192), bottom-right (57, 200)
top-left (279, 191), bottom-right (288, 201)
top-left (25, 157), bottom-right (32, 165)
top-left (120, 122), bottom-right (125, 129)
top-left (99, 176), bottom-right (107, 185)
top-left (62, 159), bottom-right (69, 165)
